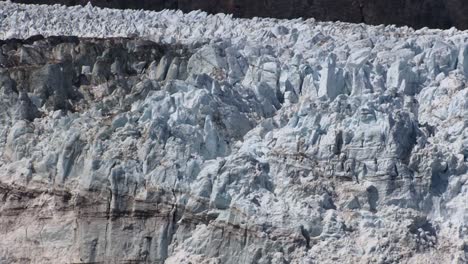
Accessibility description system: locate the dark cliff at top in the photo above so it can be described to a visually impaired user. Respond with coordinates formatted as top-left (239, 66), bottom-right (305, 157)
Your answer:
top-left (8, 0), bottom-right (468, 30)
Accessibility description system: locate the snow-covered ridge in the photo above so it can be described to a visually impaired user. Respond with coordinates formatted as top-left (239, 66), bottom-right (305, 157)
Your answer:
top-left (0, 2), bottom-right (467, 264)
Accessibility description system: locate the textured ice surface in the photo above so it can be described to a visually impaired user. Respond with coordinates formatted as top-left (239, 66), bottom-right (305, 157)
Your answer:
top-left (0, 2), bottom-right (467, 264)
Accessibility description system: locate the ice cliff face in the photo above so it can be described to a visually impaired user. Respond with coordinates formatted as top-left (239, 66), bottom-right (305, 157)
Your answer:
top-left (0, 2), bottom-right (467, 264)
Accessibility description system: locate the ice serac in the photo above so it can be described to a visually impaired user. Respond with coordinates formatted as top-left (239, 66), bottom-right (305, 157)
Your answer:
top-left (0, 2), bottom-right (467, 264)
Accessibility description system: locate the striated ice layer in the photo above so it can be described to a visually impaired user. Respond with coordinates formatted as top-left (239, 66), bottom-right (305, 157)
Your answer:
top-left (0, 2), bottom-right (467, 264)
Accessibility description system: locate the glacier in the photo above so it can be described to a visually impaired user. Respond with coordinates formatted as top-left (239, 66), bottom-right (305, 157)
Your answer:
top-left (0, 2), bottom-right (467, 263)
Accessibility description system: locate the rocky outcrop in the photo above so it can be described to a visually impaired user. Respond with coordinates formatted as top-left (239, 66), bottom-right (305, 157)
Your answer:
top-left (6, 0), bottom-right (468, 29)
top-left (0, 2), bottom-right (467, 264)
